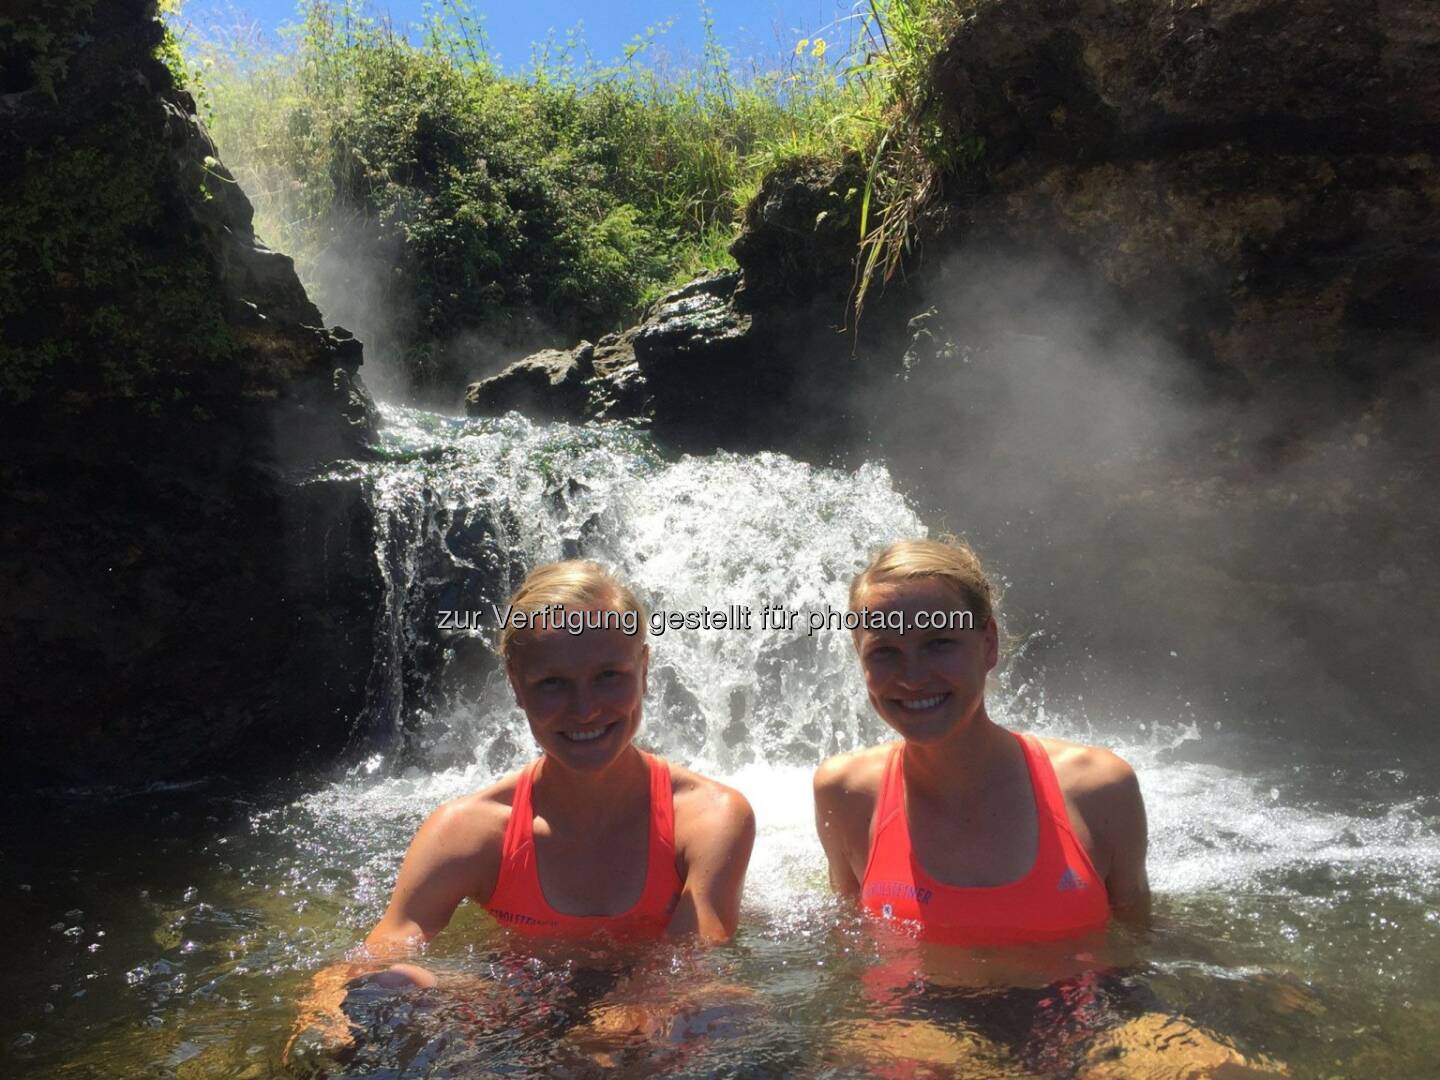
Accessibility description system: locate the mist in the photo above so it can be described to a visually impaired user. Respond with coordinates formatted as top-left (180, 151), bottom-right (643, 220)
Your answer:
top-left (858, 244), bottom-right (1440, 764)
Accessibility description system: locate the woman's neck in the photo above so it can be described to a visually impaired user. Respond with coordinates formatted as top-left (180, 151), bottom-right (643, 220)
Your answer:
top-left (532, 744), bottom-right (649, 828)
top-left (901, 709), bottom-right (1018, 808)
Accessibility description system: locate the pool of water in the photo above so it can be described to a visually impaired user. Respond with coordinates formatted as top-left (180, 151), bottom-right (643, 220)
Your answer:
top-left (8, 407), bottom-right (1439, 1076)
top-left (7, 739), bottom-right (1440, 1077)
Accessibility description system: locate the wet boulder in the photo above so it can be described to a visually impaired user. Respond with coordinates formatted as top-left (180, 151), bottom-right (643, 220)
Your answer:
top-left (464, 347), bottom-right (594, 423)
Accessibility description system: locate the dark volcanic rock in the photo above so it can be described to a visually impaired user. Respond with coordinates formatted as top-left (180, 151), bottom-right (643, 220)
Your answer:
top-left (1, 1), bottom-right (381, 788)
top-left (465, 347), bottom-right (594, 423)
top-left (931, 0), bottom-right (1440, 166)
top-left (730, 157), bottom-right (867, 307)
top-left (467, 271), bottom-right (849, 452)
top-left (928, 0), bottom-right (1440, 398)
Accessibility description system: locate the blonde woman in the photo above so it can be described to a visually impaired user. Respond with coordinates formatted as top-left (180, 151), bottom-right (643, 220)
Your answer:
top-left (293, 561), bottom-right (753, 1054)
top-left (374, 559), bottom-right (754, 967)
top-left (814, 537), bottom-right (1149, 945)
top-left (812, 539), bottom-right (1284, 1074)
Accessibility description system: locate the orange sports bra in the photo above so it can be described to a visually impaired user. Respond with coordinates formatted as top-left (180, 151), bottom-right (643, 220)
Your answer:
top-left (483, 751), bottom-right (683, 939)
top-left (860, 733), bottom-right (1110, 946)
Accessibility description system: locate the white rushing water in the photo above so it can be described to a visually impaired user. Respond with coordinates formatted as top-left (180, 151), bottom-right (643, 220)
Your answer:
top-left (306, 404), bottom-right (1440, 931)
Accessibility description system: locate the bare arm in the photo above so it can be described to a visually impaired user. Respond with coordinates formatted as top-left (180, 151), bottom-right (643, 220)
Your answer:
top-left (1069, 750), bottom-right (1151, 924)
top-left (287, 796), bottom-right (503, 1058)
top-left (1098, 765), bottom-right (1151, 923)
top-left (813, 757), bottom-right (871, 896)
top-left (365, 799), bottom-right (500, 953)
top-left (667, 786), bottom-right (755, 943)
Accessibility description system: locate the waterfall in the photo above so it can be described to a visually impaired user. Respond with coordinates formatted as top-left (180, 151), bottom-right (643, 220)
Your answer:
top-left (341, 403), bottom-right (930, 775)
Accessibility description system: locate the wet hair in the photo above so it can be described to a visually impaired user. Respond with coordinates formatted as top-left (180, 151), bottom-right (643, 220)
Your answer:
top-left (498, 559), bottom-right (648, 661)
top-left (849, 536), bottom-right (997, 627)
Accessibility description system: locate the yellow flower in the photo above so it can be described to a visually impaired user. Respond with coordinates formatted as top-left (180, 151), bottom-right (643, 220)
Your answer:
top-left (811, 38), bottom-right (827, 58)
top-left (794, 38), bottom-right (809, 56)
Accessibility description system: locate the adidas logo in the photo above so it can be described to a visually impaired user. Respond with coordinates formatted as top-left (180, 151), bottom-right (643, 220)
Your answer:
top-left (1056, 868), bottom-right (1088, 891)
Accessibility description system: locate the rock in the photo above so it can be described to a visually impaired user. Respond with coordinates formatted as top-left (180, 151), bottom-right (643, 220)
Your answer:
top-left (633, 271), bottom-right (751, 365)
top-left (0, 0), bottom-right (381, 788)
top-left (465, 347), bottom-right (593, 423)
top-left (932, 0), bottom-right (1440, 166)
top-left (932, 0), bottom-right (1440, 395)
top-left (730, 158), bottom-right (865, 307)
top-left (467, 270), bottom-right (782, 447)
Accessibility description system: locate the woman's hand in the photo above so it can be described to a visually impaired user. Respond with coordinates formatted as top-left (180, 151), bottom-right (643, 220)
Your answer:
top-left (284, 958), bottom-right (441, 1065)
top-left (370, 961), bottom-right (438, 989)
top-left (564, 965), bottom-right (758, 1067)
top-left (285, 962), bottom-right (367, 1063)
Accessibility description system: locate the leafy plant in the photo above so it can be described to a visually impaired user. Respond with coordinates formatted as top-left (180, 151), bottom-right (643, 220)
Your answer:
top-left (170, 0), bottom-right (979, 391)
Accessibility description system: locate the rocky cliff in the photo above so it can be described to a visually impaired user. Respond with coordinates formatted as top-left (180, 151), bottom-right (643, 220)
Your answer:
top-left (1, 1), bottom-right (381, 787)
top-left (470, 0), bottom-right (1440, 750)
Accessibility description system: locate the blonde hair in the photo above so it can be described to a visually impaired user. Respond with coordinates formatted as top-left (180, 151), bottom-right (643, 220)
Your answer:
top-left (498, 559), bottom-right (647, 661)
top-left (849, 537), bottom-right (997, 627)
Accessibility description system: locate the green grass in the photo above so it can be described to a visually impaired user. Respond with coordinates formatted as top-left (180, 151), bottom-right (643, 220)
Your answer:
top-left (164, 0), bottom-right (971, 391)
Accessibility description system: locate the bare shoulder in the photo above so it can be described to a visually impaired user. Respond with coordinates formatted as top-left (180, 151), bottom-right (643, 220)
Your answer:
top-left (813, 743), bottom-right (892, 805)
top-left (812, 745), bottom-right (891, 887)
top-left (1034, 736), bottom-right (1141, 804)
top-left (1034, 735), bottom-right (1147, 874)
top-left (411, 768), bottom-right (523, 856)
top-left (1034, 735), bottom-right (1149, 912)
top-left (668, 759), bottom-right (755, 834)
top-left (666, 760), bottom-right (755, 875)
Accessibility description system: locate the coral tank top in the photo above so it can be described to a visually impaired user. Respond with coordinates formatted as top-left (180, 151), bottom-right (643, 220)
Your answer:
top-left (860, 733), bottom-right (1110, 945)
top-left (484, 752), bottom-right (682, 939)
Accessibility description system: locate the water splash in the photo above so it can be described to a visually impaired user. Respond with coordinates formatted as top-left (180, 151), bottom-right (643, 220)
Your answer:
top-left (343, 405), bottom-right (922, 774)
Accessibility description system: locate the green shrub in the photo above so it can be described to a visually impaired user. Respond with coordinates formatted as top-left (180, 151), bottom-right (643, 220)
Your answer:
top-left (0, 3), bottom-right (236, 412)
top-left (167, 0), bottom-right (974, 392)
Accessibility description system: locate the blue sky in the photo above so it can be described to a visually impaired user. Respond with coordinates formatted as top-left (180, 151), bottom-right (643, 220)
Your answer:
top-left (180, 1), bottom-right (862, 74)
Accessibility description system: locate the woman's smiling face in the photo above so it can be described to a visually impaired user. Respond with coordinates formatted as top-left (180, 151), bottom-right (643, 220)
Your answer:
top-left (506, 619), bottom-right (649, 772)
top-left (853, 578), bottom-right (998, 744)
